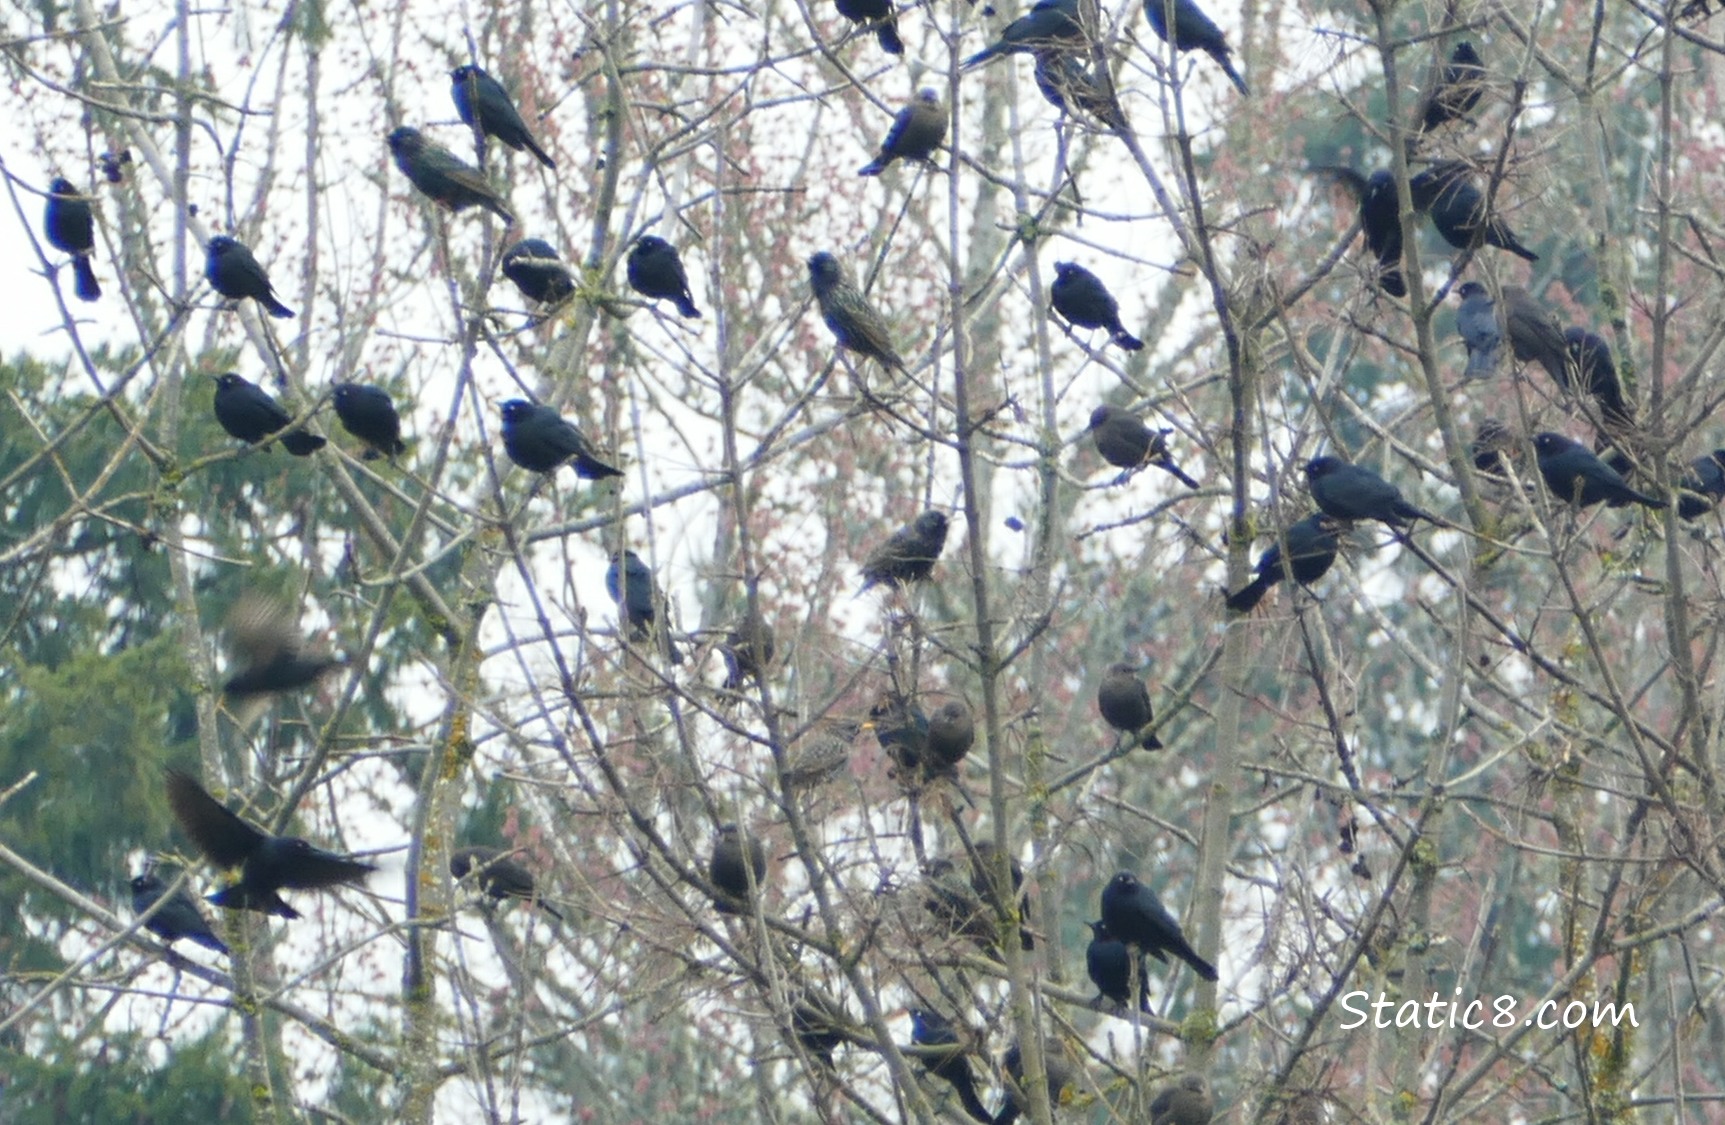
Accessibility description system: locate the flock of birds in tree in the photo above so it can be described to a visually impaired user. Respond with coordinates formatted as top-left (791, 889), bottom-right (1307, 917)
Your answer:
top-left (27, 0), bottom-right (1720, 1118)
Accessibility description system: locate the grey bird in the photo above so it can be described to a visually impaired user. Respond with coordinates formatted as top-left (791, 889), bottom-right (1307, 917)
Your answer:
top-left (1151, 1074), bottom-right (1215, 1125)
top-left (1088, 405), bottom-right (1200, 488)
top-left (386, 126), bottom-right (514, 224)
top-left (859, 89), bottom-right (947, 176)
top-left (1501, 286), bottom-right (1568, 386)
top-left (1097, 662), bottom-right (1162, 748)
top-left (721, 608), bottom-right (775, 690)
top-left (1456, 281), bottom-right (1503, 380)
top-left (995, 1039), bottom-right (1079, 1125)
top-left (808, 251), bottom-right (906, 371)
top-left (925, 700), bottom-right (975, 770)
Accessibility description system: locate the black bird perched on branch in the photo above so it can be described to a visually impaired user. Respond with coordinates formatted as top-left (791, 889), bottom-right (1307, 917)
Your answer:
top-left (501, 238), bottom-right (576, 306)
top-left (450, 64), bottom-right (555, 169)
top-left (331, 383), bottom-right (406, 460)
top-left (1410, 161), bottom-right (1537, 261)
top-left (969, 841), bottom-right (1034, 950)
top-left (1421, 41), bottom-right (1486, 131)
top-left (995, 1039), bottom-right (1078, 1125)
top-left (627, 235), bottom-right (702, 318)
top-left (165, 769), bottom-right (375, 919)
top-left (1142, 0), bottom-right (1249, 95)
top-left (1678, 451), bottom-right (1725, 520)
top-left (1456, 282), bottom-right (1503, 380)
top-left (1533, 432), bottom-right (1666, 510)
top-left (1086, 920), bottom-right (1150, 1012)
top-left (835, 0), bottom-right (904, 54)
top-left (1224, 511), bottom-right (1340, 612)
top-left (387, 127), bottom-right (514, 224)
top-left (1150, 1074), bottom-right (1216, 1125)
top-left (721, 608), bottom-right (776, 690)
top-left (908, 1009), bottom-right (995, 1124)
top-left (212, 373), bottom-right (325, 456)
top-left (606, 548), bottom-right (682, 664)
top-left (1097, 662), bottom-right (1162, 748)
top-left (450, 845), bottom-right (564, 920)
top-left (206, 235), bottom-right (294, 318)
top-left (131, 871), bottom-right (228, 955)
top-left (859, 89), bottom-right (947, 176)
top-left (221, 592), bottom-right (344, 698)
top-left (1051, 261), bottom-right (1143, 350)
top-left (708, 824), bottom-right (767, 913)
top-left (499, 399), bottom-right (622, 478)
top-left (1501, 286), bottom-right (1568, 387)
top-left (1562, 327), bottom-right (1633, 427)
top-left (1033, 51), bottom-right (1129, 130)
top-left (869, 694), bottom-right (932, 777)
top-left (1314, 167), bottom-right (1405, 298)
top-left (1305, 456), bottom-right (1436, 527)
top-left (809, 251), bottom-right (905, 372)
top-left (860, 510), bottom-right (950, 590)
top-left (44, 178), bottom-right (100, 301)
top-left (1088, 405), bottom-right (1200, 488)
top-left (963, 0), bottom-right (1086, 68)
top-left (1100, 870), bottom-right (1218, 980)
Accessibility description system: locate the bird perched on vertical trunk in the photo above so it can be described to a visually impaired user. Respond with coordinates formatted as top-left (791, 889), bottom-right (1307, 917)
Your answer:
top-left (859, 510), bottom-right (950, 590)
top-left (808, 251), bottom-right (906, 372)
top-left (1562, 327), bottom-right (1633, 427)
top-left (995, 1039), bottom-right (1079, 1125)
top-left (1409, 161), bottom-right (1537, 261)
top-left (908, 1009), bottom-right (995, 1124)
top-left (1313, 167), bottom-right (1405, 298)
top-left (1033, 51), bottom-right (1130, 131)
top-left (165, 769), bottom-right (375, 919)
top-left (450, 64), bottom-right (556, 169)
top-left (44, 178), bottom-right (100, 301)
top-left (1305, 456), bottom-right (1436, 527)
top-left (1151, 1074), bottom-right (1216, 1125)
top-left (1100, 870), bottom-right (1218, 980)
top-left (1086, 920), bottom-right (1150, 1011)
top-left (1051, 262), bottom-right (1143, 351)
top-left (627, 236), bottom-right (702, 318)
top-left (499, 399), bottom-right (622, 479)
top-left (969, 840), bottom-right (1034, 951)
top-left (1097, 662), bottom-right (1162, 748)
top-left (1533, 432), bottom-right (1666, 509)
top-left (1143, 0), bottom-right (1249, 95)
top-left (1088, 405), bottom-right (1200, 488)
top-left (708, 824), bottom-right (768, 913)
top-left (1455, 281), bottom-right (1502, 380)
top-left (206, 235), bottom-right (294, 318)
top-left (450, 845), bottom-right (564, 920)
top-left (1224, 511), bottom-right (1340, 612)
top-left (212, 373), bottom-right (326, 455)
top-left (721, 608), bottom-right (776, 690)
top-left (501, 238), bottom-right (576, 306)
top-left (1501, 286), bottom-right (1568, 387)
top-left (859, 89), bottom-right (947, 176)
top-left (1421, 41), bottom-right (1486, 131)
top-left (131, 871), bottom-right (229, 955)
top-left (1678, 450), bottom-right (1725, 520)
top-left (221, 591), bottom-right (345, 698)
top-left (963, 0), bottom-right (1087, 69)
top-left (332, 383), bottom-right (406, 460)
top-left (606, 548), bottom-right (682, 665)
top-left (387, 126), bottom-right (514, 224)
top-left (834, 0), bottom-right (904, 54)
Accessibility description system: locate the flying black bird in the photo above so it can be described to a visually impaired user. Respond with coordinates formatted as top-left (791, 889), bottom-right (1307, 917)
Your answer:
top-left (1143, 0), bottom-right (1249, 95)
top-left (1409, 162), bottom-right (1537, 261)
top-left (1086, 920), bottom-right (1150, 1012)
top-left (450, 845), bottom-right (564, 920)
top-left (221, 591), bottom-right (344, 698)
top-left (501, 238), bottom-right (576, 306)
top-left (1562, 327), bottom-right (1633, 426)
top-left (212, 373), bottom-right (325, 456)
top-left (869, 694), bottom-right (932, 777)
top-left (859, 510), bottom-right (950, 590)
top-left (1456, 281), bottom-right (1502, 380)
top-left (131, 871), bottom-right (229, 955)
top-left (1422, 41), bottom-right (1486, 131)
top-left (1224, 511), bottom-right (1340, 612)
top-left (963, 0), bottom-right (1086, 68)
top-left (859, 89), bottom-right (947, 176)
top-left (908, 1009), bottom-right (995, 1124)
top-left (925, 700), bottom-right (975, 771)
top-left (387, 127), bottom-right (513, 223)
top-left (834, 0), bottom-right (903, 53)
top-left (1533, 432), bottom-right (1666, 510)
top-left (331, 383), bottom-right (406, 460)
top-left (1051, 261), bottom-right (1143, 350)
top-left (1679, 451), bottom-right (1725, 520)
top-left (606, 548), bottom-right (682, 664)
top-left (1501, 286), bottom-right (1568, 387)
top-left (206, 235), bottom-right (294, 318)
top-left (1032, 51), bottom-right (1129, 130)
top-left (499, 399), bottom-right (622, 478)
top-left (1151, 1074), bottom-right (1216, 1125)
top-left (969, 841), bottom-right (1034, 951)
top-left (1305, 456), bottom-right (1435, 527)
top-left (1097, 662), bottom-right (1162, 748)
top-left (721, 608), bottom-right (776, 690)
top-left (627, 236), bottom-right (701, 318)
top-left (165, 769), bottom-right (375, 919)
top-left (1088, 405), bottom-right (1200, 488)
top-left (44, 178), bottom-right (100, 301)
top-left (808, 251), bottom-right (905, 371)
top-left (1100, 870), bottom-right (1217, 980)
top-left (450, 64), bottom-right (555, 169)
top-left (996, 1039), bottom-right (1078, 1125)
top-left (708, 824), bottom-right (767, 913)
